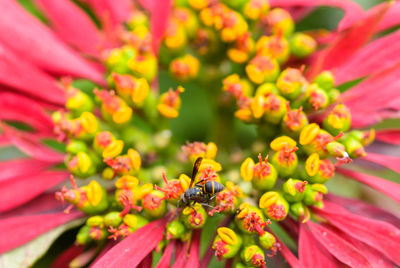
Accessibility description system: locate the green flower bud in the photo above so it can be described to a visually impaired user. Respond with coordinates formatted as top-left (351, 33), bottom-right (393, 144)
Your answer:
top-left (213, 227), bottom-right (243, 260)
top-left (343, 136), bottom-right (366, 158)
top-left (303, 184), bottom-right (327, 206)
top-left (259, 231), bottom-right (276, 250)
top-left (307, 159), bottom-right (335, 184)
top-left (282, 178), bottom-right (308, 202)
top-left (67, 152), bottom-right (97, 178)
top-left (323, 104), bottom-right (351, 136)
top-left (87, 215), bottom-right (104, 227)
top-left (180, 203), bottom-right (207, 229)
top-left (290, 33), bottom-right (317, 58)
top-left (241, 245), bottom-right (266, 267)
top-left (142, 190), bottom-right (167, 219)
top-left (255, 83), bottom-right (279, 97)
top-left (259, 191), bottom-right (289, 221)
top-left (80, 181), bottom-right (109, 215)
top-left (126, 10), bottom-right (149, 30)
top-left (271, 149), bottom-right (298, 178)
top-left (252, 154), bottom-right (278, 191)
top-left (235, 203), bottom-right (268, 235)
top-left (76, 225), bottom-right (93, 245)
top-left (246, 54), bottom-right (280, 84)
top-left (290, 202), bottom-right (306, 219)
top-left (313, 71), bottom-right (335, 90)
top-left (276, 68), bottom-right (306, 100)
top-left (305, 84), bottom-right (329, 111)
top-left (66, 140), bottom-right (88, 154)
top-left (104, 212), bottom-right (123, 227)
top-left (174, 7), bottom-right (199, 39)
top-left (266, 8), bottom-right (294, 37)
top-left (166, 219), bottom-right (186, 240)
top-left (281, 106), bottom-right (308, 138)
top-left (263, 94), bottom-right (287, 124)
top-left (123, 214), bottom-right (149, 232)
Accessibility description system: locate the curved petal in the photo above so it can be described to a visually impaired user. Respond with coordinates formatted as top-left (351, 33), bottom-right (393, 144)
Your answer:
top-left (299, 224), bottom-right (340, 268)
top-left (306, 221), bottom-right (372, 268)
top-left (0, 0), bottom-right (105, 84)
top-left (269, 0), bottom-right (364, 31)
top-left (337, 168), bottom-right (400, 204)
top-left (185, 230), bottom-right (201, 268)
top-left (276, 238), bottom-right (303, 268)
top-left (2, 124), bottom-right (65, 163)
top-left (308, 2), bottom-right (390, 78)
top-left (375, 129), bottom-right (400, 145)
top-left (364, 152), bottom-right (400, 174)
top-left (326, 194), bottom-right (400, 226)
top-left (0, 45), bottom-right (65, 105)
top-left (334, 29), bottom-right (400, 84)
top-left (374, 1), bottom-right (400, 32)
top-left (155, 239), bottom-right (175, 268)
top-left (0, 170), bottom-right (69, 213)
top-left (316, 201), bottom-right (400, 265)
top-left (0, 211), bottom-right (82, 253)
top-left (84, 0), bottom-right (133, 26)
top-left (35, 0), bottom-right (104, 57)
top-left (0, 158), bottom-right (52, 182)
top-left (0, 92), bottom-right (55, 134)
top-left (92, 217), bottom-right (167, 268)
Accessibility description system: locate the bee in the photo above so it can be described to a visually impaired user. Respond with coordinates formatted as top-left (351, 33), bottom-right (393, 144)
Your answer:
top-left (178, 157), bottom-right (224, 210)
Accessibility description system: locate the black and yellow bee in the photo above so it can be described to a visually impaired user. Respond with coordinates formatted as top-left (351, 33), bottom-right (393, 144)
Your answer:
top-left (178, 157), bottom-right (224, 209)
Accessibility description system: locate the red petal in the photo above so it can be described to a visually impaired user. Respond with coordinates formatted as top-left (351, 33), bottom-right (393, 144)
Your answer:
top-left (0, 170), bottom-right (69, 213)
top-left (84, 0), bottom-right (133, 26)
top-left (269, 0), bottom-right (363, 31)
top-left (138, 252), bottom-right (153, 268)
top-left (92, 217), bottom-right (167, 267)
top-left (334, 29), bottom-right (400, 84)
top-left (276, 238), bottom-right (303, 268)
top-left (308, 2), bottom-right (390, 78)
top-left (0, 46), bottom-right (65, 105)
top-left (376, 129), bottom-right (400, 145)
top-left (35, 0), bottom-right (104, 57)
top-left (326, 194), bottom-right (400, 227)
top-left (341, 62), bottom-right (400, 127)
top-left (363, 152), bottom-right (400, 174)
top-left (185, 230), bottom-right (201, 268)
top-left (374, 1), bottom-right (400, 32)
top-left (0, 134), bottom-right (10, 147)
top-left (337, 168), bottom-right (400, 204)
top-left (155, 239), bottom-right (175, 268)
top-left (0, 211), bottom-right (82, 253)
top-left (50, 245), bottom-right (85, 268)
top-left (1, 193), bottom-right (63, 219)
top-left (0, 92), bottom-right (55, 134)
top-left (323, 225), bottom-right (394, 268)
top-left (172, 242), bottom-right (189, 268)
top-left (0, 0), bottom-right (105, 84)
top-left (316, 201), bottom-right (400, 266)
top-left (139, 0), bottom-right (172, 53)
top-left (2, 125), bottom-right (65, 163)
top-left (306, 221), bottom-right (372, 268)
top-left (299, 224), bottom-right (341, 268)
top-left (0, 158), bottom-right (52, 182)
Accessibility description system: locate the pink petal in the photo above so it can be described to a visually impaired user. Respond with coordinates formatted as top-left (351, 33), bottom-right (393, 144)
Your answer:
top-left (334, 29), bottom-right (400, 84)
top-left (185, 230), bottom-right (201, 268)
top-left (92, 217), bottom-right (167, 267)
top-left (299, 224), bottom-right (341, 268)
top-left (269, 0), bottom-right (364, 31)
top-left (341, 62), bottom-right (400, 127)
top-left (0, 170), bottom-right (69, 213)
top-left (324, 225), bottom-right (394, 268)
top-left (316, 201), bottom-right (400, 266)
top-left (276, 237), bottom-right (303, 268)
top-left (171, 242), bottom-right (189, 268)
top-left (138, 0), bottom-right (172, 52)
top-left (363, 152), bottom-right (400, 174)
top-left (0, 211), bottom-right (82, 253)
top-left (0, 193), bottom-right (63, 219)
top-left (50, 245), bottom-right (85, 268)
top-left (0, 158), bottom-right (52, 182)
top-left (0, 92), bottom-right (55, 134)
top-left (35, 0), bottom-right (104, 57)
top-left (374, 1), bottom-right (400, 32)
top-left (306, 221), bottom-right (372, 268)
top-left (307, 2), bottom-right (390, 78)
top-left (2, 125), bottom-right (65, 163)
top-left (84, 0), bottom-right (133, 26)
top-left (138, 253), bottom-right (153, 268)
top-left (326, 194), bottom-right (400, 226)
top-left (0, 134), bottom-right (10, 147)
top-left (0, 45), bottom-right (65, 105)
top-left (155, 239), bottom-right (175, 268)
top-left (375, 129), bottom-right (400, 145)
top-left (337, 168), bottom-right (400, 204)
top-left (0, 0), bottom-right (105, 84)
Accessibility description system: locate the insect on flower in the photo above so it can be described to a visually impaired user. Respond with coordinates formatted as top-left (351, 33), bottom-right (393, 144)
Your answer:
top-left (178, 157), bottom-right (224, 211)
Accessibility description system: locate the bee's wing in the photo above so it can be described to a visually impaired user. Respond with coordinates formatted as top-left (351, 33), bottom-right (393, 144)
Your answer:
top-left (189, 157), bottom-right (203, 188)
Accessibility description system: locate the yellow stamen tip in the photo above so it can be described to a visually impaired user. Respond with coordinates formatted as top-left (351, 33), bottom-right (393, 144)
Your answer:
top-left (102, 140), bottom-right (124, 159)
top-left (305, 153), bottom-right (320, 176)
top-left (299, 123), bottom-right (320, 145)
top-left (259, 191), bottom-right (279, 209)
top-left (87, 180), bottom-right (103, 207)
top-left (217, 227), bottom-right (238, 245)
top-left (270, 136), bottom-right (297, 151)
top-left (240, 157), bottom-right (255, 181)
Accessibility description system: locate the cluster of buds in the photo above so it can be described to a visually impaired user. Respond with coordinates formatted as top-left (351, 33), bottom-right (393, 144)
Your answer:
top-left (52, 0), bottom-right (377, 266)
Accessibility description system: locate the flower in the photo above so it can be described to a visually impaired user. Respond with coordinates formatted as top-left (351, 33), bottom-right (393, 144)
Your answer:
top-left (1, 0), bottom-right (400, 267)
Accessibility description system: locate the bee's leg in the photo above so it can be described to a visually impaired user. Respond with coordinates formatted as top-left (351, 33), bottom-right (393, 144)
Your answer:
top-left (209, 194), bottom-right (216, 200)
top-left (199, 202), bottom-right (214, 208)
